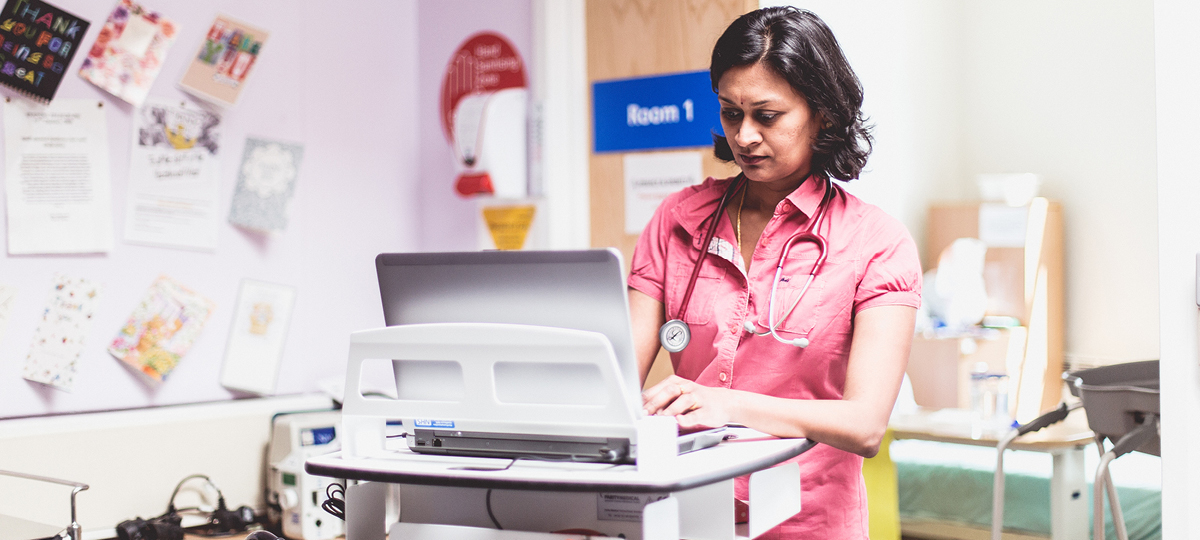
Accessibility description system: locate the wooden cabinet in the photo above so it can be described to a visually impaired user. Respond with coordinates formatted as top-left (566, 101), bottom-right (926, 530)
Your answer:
top-left (912, 199), bottom-right (1064, 422)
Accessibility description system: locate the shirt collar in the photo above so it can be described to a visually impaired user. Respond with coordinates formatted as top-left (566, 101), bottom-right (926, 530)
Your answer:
top-left (781, 175), bottom-right (828, 220)
top-left (671, 175), bottom-right (830, 248)
top-left (671, 177), bottom-right (737, 249)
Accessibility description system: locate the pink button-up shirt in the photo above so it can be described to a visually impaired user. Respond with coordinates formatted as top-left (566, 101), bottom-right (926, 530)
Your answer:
top-left (629, 175), bottom-right (922, 539)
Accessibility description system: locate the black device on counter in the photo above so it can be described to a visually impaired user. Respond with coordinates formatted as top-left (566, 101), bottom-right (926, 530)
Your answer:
top-left (114, 514), bottom-right (182, 540)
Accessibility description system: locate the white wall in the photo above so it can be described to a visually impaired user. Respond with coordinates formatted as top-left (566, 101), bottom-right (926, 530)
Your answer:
top-left (958, 2), bottom-right (1158, 367)
top-left (776, 1), bottom-right (965, 256)
top-left (533, 0), bottom-right (590, 249)
top-left (1153, 0), bottom-right (1200, 534)
top-left (777, 0), bottom-right (1159, 368)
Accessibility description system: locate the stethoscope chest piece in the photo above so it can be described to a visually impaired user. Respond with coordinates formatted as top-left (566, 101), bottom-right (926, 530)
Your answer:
top-left (659, 319), bottom-right (691, 353)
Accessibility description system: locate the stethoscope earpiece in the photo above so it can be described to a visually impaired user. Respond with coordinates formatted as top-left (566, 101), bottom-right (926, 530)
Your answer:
top-left (742, 319), bottom-right (811, 348)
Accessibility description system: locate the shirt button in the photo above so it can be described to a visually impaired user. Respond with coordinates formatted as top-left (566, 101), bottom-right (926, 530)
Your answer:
top-left (730, 324), bottom-right (739, 334)
top-left (719, 372), bottom-right (728, 382)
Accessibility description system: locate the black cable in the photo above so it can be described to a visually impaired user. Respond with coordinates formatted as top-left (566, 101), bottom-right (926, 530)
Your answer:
top-left (481, 459), bottom-right (520, 530)
top-left (321, 483), bottom-right (346, 520)
top-left (477, 457), bottom-right (621, 530)
top-left (485, 489), bottom-right (503, 530)
top-left (167, 474), bottom-right (223, 515)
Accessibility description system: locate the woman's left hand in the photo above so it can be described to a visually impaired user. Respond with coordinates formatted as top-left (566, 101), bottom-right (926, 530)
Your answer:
top-left (641, 375), bottom-right (735, 431)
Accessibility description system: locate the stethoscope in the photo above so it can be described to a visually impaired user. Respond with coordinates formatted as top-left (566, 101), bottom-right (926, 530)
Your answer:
top-left (658, 174), bottom-right (834, 353)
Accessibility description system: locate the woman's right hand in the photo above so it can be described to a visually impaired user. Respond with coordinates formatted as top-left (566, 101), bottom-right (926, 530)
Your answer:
top-left (642, 375), bottom-right (737, 431)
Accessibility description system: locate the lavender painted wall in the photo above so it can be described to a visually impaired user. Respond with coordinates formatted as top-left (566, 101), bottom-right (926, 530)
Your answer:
top-left (0, 0), bottom-right (420, 417)
top-left (416, 0), bottom-right (534, 251)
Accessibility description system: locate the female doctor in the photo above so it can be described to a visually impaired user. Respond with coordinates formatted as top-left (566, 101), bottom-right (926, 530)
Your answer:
top-left (628, 7), bottom-right (922, 539)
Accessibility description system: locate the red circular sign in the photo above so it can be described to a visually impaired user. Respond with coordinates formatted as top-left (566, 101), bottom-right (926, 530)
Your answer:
top-left (439, 32), bottom-right (527, 142)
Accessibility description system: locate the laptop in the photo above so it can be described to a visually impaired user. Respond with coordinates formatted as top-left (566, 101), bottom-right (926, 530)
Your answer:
top-left (375, 249), bottom-right (725, 463)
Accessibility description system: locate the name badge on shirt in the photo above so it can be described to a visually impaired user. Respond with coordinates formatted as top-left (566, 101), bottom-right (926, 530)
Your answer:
top-left (707, 237), bottom-right (736, 263)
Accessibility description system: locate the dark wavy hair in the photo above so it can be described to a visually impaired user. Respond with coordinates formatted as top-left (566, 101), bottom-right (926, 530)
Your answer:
top-left (710, 7), bottom-right (872, 181)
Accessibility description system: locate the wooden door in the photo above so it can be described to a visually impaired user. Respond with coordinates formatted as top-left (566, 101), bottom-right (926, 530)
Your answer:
top-left (586, 0), bottom-right (757, 386)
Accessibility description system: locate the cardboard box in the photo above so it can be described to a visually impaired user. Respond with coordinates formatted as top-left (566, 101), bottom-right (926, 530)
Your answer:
top-left (906, 327), bottom-right (1027, 413)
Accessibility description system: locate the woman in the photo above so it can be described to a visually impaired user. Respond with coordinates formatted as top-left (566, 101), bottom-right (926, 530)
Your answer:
top-left (628, 7), bottom-right (921, 538)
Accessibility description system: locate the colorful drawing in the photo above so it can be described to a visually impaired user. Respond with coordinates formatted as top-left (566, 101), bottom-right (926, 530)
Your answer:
top-left (22, 274), bottom-right (101, 391)
top-left (248, 302), bottom-right (273, 335)
top-left (135, 98), bottom-right (219, 154)
top-left (108, 275), bottom-right (214, 383)
top-left (199, 17), bottom-right (261, 83)
top-left (178, 14), bottom-right (268, 107)
top-left (77, 0), bottom-right (177, 107)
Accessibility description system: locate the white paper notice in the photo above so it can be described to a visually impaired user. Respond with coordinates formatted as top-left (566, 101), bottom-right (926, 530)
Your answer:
top-left (125, 98), bottom-right (222, 251)
top-left (220, 279), bottom-right (297, 395)
top-left (624, 151), bottom-right (704, 234)
top-left (4, 99), bottom-right (113, 254)
top-left (978, 203), bottom-right (1029, 248)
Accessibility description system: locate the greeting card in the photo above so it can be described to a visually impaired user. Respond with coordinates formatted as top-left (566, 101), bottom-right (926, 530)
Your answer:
top-left (108, 275), bottom-right (214, 384)
top-left (227, 138), bottom-right (303, 232)
top-left (0, 0), bottom-right (90, 102)
top-left (220, 279), bottom-right (296, 395)
top-left (78, 0), bottom-right (178, 107)
top-left (178, 14), bottom-right (268, 107)
top-left (22, 274), bottom-right (101, 391)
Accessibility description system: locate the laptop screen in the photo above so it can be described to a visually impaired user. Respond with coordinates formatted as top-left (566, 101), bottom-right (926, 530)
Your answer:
top-left (375, 249), bottom-right (641, 407)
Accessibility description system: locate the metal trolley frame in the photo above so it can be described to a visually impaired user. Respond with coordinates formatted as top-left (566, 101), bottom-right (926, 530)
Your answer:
top-left (0, 469), bottom-right (88, 540)
top-left (990, 360), bottom-right (1159, 540)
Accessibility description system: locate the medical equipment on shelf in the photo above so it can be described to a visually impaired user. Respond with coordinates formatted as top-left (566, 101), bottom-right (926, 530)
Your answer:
top-left (267, 411), bottom-right (344, 540)
top-left (660, 175), bottom-right (834, 353)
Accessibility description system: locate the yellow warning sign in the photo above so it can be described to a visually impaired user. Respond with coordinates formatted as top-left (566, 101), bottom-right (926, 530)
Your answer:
top-left (482, 205), bottom-right (536, 250)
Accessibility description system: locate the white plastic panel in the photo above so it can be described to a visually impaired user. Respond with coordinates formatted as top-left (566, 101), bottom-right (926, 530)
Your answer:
top-left (395, 360), bottom-right (465, 401)
top-left (493, 361), bottom-right (606, 405)
top-left (347, 481), bottom-right (390, 540)
top-left (675, 479), bottom-right (735, 540)
top-left (342, 323), bottom-right (639, 448)
top-left (642, 495), bottom-right (680, 540)
top-left (748, 462), bottom-right (801, 539)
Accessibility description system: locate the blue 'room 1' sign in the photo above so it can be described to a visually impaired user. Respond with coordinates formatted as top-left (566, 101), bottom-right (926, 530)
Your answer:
top-left (592, 70), bottom-right (722, 153)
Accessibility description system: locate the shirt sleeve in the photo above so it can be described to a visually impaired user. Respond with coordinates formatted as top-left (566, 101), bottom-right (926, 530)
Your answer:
top-left (854, 214), bottom-right (923, 314)
top-left (628, 198), bottom-right (674, 303)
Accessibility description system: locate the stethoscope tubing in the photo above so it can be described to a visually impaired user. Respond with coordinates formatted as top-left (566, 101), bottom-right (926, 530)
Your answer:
top-left (746, 183), bottom-right (832, 347)
top-left (666, 175), bottom-right (835, 351)
top-left (674, 174), bottom-right (749, 322)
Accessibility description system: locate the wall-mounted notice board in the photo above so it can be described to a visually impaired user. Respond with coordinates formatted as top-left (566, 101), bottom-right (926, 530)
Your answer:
top-left (0, 0), bottom-right (420, 418)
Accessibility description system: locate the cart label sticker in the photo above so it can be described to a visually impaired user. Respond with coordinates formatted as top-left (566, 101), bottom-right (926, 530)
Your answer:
top-left (596, 492), bottom-right (669, 522)
top-left (414, 419), bottom-right (455, 429)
